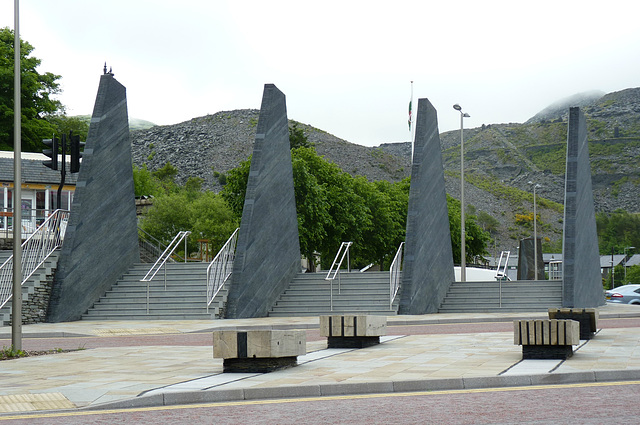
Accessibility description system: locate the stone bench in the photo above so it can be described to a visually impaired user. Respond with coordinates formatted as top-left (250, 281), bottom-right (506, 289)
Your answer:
top-left (514, 319), bottom-right (580, 360)
top-left (548, 308), bottom-right (598, 340)
top-left (320, 315), bottom-right (387, 348)
top-left (213, 329), bottom-right (306, 373)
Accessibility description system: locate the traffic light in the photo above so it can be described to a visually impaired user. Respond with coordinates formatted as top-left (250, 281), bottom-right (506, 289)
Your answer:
top-left (70, 134), bottom-right (84, 173)
top-left (42, 137), bottom-right (59, 170)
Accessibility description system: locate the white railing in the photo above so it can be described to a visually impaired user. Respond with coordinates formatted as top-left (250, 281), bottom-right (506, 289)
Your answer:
top-left (389, 242), bottom-right (404, 309)
top-left (495, 250), bottom-right (511, 308)
top-left (495, 251), bottom-right (510, 281)
top-left (0, 209), bottom-right (69, 310)
top-left (325, 241), bottom-right (352, 311)
top-left (206, 228), bottom-right (239, 311)
top-left (140, 230), bottom-right (191, 314)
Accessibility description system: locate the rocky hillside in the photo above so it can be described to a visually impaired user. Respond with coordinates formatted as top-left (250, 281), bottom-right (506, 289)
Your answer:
top-left (131, 110), bottom-right (410, 192)
top-left (130, 87), bottom-right (640, 254)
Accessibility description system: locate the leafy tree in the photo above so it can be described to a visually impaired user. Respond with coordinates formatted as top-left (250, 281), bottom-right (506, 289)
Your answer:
top-left (152, 162), bottom-right (180, 193)
top-left (477, 210), bottom-right (500, 235)
top-left (138, 185), bottom-right (237, 257)
top-left (221, 157), bottom-right (251, 219)
top-left (289, 122), bottom-right (312, 149)
top-left (0, 27), bottom-right (63, 151)
top-left (222, 145), bottom-right (488, 270)
top-left (623, 265), bottom-right (640, 286)
top-left (46, 115), bottom-right (89, 141)
top-left (596, 210), bottom-right (640, 255)
top-left (132, 164), bottom-right (164, 197)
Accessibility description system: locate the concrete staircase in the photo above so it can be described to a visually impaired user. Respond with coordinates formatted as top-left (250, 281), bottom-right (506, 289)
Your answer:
top-left (0, 251), bottom-right (59, 326)
top-left (82, 262), bottom-right (227, 320)
top-left (268, 271), bottom-right (398, 317)
top-left (438, 280), bottom-right (563, 313)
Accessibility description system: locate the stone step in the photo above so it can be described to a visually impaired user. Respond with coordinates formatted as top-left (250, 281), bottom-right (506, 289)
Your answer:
top-left (81, 312), bottom-right (215, 320)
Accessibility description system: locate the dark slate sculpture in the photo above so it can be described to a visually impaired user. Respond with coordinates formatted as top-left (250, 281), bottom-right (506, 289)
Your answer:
top-left (47, 73), bottom-right (139, 322)
top-left (517, 237), bottom-right (544, 280)
top-left (562, 107), bottom-right (603, 307)
top-left (224, 84), bottom-right (301, 318)
top-left (399, 98), bottom-right (455, 314)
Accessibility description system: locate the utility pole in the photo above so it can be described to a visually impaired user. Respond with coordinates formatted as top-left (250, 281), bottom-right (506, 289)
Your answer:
top-left (12, 0), bottom-right (22, 350)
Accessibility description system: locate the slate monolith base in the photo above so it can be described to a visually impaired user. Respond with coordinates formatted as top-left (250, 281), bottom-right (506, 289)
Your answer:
top-left (224, 84), bottom-right (301, 318)
top-left (561, 107), bottom-right (603, 307)
top-left (47, 73), bottom-right (139, 322)
top-left (399, 98), bottom-right (455, 314)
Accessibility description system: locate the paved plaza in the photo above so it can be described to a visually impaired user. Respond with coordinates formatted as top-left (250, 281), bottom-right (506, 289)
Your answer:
top-left (1, 304), bottom-right (640, 414)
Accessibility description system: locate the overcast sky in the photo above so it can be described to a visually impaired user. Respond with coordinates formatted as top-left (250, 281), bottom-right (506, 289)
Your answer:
top-left (2, 0), bottom-right (639, 147)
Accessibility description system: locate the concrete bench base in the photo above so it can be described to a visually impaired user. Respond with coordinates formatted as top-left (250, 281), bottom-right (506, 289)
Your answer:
top-left (327, 336), bottom-right (380, 349)
top-left (320, 315), bottom-right (387, 349)
top-left (213, 330), bottom-right (306, 373)
top-left (522, 345), bottom-right (574, 360)
top-left (548, 308), bottom-right (598, 340)
top-left (514, 319), bottom-right (580, 360)
top-left (223, 356), bottom-right (298, 373)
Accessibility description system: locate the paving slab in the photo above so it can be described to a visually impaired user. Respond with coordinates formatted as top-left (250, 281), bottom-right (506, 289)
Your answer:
top-left (1, 304), bottom-right (640, 414)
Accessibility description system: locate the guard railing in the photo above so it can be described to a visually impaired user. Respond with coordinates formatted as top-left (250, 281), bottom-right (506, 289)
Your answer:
top-left (325, 241), bottom-right (352, 311)
top-left (389, 242), bottom-right (404, 309)
top-left (206, 228), bottom-right (239, 312)
top-left (140, 230), bottom-right (191, 314)
top-left (0, 209), bottom-right (69, 310)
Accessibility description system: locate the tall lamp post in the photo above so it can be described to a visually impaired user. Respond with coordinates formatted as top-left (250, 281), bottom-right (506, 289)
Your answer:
top-left (453, 104), bottom-right (470, 282)
top-left (528, 181), bottom-right (541, 280)
top-left (625, 246), bottom-right (636, 280)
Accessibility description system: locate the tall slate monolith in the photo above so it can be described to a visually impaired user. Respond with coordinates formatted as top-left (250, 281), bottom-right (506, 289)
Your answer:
top-left (399, 98), bottom-right (455, 314)
top-left (224, 84), bottom-right (301, 318)
top-left (562, 107), bottom-right (603, 307)
top-left (47, 73), bottom-right (139, 322)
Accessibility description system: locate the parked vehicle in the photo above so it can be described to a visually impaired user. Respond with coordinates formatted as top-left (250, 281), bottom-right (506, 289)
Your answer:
top-left (605, 285), bottom-right (640, 305)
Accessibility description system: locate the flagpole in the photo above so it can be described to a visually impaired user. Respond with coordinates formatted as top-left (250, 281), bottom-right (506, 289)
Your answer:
top-left (408, 81), bottom-right (414, 151)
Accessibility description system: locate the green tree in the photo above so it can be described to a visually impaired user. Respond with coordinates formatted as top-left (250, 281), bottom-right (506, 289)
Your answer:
top-left (138, 188), bottom-right (237, 258)
top-left (596, 210), bottom-right (640, 255)
top-left (222, 145), bottom-right (489, 270)
top-left (46, 115), bottom-right (89, 142)
top-left (623, 265), bottom-right (640, 286)
top-left (289, 122), bottom-right (312, 149)
top-left (0, 27), bottom-right (63, 151)
top-left (132, 164), bottom-right (164, 197)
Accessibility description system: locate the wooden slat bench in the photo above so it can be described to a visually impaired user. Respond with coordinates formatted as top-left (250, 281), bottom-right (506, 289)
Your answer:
top-left (514, 319), bottom-right (580, 360)
top-left (320, 315), bottom-right (387, 348)
top-left (213, 329), bottom-right (306, 373)
top-left (548, 308), bottom-right (598, 340)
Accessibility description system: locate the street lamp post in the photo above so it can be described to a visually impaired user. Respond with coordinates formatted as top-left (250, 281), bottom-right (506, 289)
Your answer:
top-left (625, 246), bottom-right (636, 280)
top-left (528, 181), bottom-right (541, 280)
top-left (453, 104), bottom-right (469, 282)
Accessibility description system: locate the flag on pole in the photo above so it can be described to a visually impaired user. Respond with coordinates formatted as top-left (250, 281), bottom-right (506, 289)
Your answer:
top-left (408, 81), bottom-right (413, 131)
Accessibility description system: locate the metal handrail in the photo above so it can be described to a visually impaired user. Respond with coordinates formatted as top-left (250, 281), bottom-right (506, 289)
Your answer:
top-left (389, 242), bottom-right (404, 309)
top-left (0, 209), bottom-right (69, 310)
top-left (137, 227), bottom-right (182, 263)
top-left (140, 230), bottom-right (191, 314)
top-left (325, 241), bottom-right (352, 311)
top-left (206, 228), bottom-right (239, 311)
top-left (495, 251), bottom-right (510, 281)
top-left (495, 250), bottom-right (511, 308)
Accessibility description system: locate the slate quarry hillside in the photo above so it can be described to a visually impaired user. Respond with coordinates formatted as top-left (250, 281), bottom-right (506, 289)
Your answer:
top-left (130, 87), bottom-right (640, 253)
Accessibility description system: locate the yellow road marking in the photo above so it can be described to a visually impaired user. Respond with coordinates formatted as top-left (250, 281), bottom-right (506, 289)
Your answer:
top-left (2, 380), bottom-right (640, 421)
